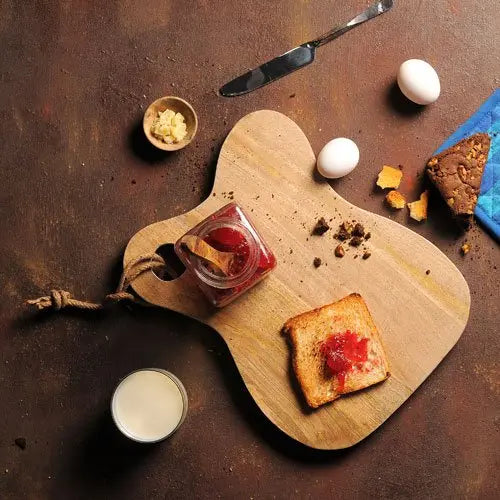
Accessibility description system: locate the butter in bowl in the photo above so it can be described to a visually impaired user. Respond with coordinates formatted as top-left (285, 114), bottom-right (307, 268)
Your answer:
top-left (143, 96), bottom-right (198, 151)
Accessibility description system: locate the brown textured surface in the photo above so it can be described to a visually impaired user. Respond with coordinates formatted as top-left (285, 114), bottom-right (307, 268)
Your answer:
top-left (0, 0), bottom-right (498, 498)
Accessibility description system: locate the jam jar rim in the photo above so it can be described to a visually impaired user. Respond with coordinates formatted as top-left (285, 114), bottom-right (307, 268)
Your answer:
top-left (189, 218), bottom-right (259, 290)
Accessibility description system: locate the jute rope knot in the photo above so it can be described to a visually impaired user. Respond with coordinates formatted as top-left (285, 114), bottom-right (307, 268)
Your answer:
top-left (26, 254), bottom-right (166, 312)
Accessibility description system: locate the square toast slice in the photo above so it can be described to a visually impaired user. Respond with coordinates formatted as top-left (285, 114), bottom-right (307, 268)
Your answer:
top-left (282, 293), bottom-right (390, 409)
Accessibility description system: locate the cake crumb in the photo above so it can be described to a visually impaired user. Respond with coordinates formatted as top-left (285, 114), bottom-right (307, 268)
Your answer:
top-left (362, 251), bottom-right (371, 260)
top-left (334, 221), bottom-right (352, 241)
top-left (334, 245), bottom-right (345, 258)
top-left (312, 217), bottom-right (330, 235)
top-left (350, 236), bottom-right (363, 247)
top-left (313, 257), bottom-right (322, 268)
top-left (352, 223), bottom-right (365, 237)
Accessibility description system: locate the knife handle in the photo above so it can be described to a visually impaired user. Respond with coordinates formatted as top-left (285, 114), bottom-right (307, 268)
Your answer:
top-left (310, 0), bottom-right (393, 48)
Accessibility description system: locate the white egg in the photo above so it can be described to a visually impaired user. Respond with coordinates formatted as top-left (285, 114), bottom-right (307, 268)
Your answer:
top-left (317, 138), bottom-right (359, 179)
top-left (397, 59), bottom-right (441, 105)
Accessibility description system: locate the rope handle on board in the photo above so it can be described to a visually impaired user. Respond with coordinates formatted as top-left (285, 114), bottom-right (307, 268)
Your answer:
top-left (26, 254), bottom-right (166, 312)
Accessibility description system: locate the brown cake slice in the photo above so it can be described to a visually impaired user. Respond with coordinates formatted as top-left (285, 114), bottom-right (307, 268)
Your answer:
top-left (426, 133), bottom-right (490, 226)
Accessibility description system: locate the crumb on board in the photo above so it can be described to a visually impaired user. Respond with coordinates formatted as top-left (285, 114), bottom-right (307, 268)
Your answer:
top-left (408, 191), bottom-right (429, 221)
top-left (386, 190), bottom-right (406, 209)
top-left (352, 223), bottom-right (365, 237)
top-left (461, 242), bottom-right (470, 255)
top-left (426, 269), bottom-right (431, 275)
top-left (312, 217), bottom-right (330, 235)
top-left (376, 165), bottom-right (403, 189)
top-left (362, 251), bottom-right (371, 260)
top-left (313, 257), bottom-right (322, 268)
top-left (350, 236), bottom-right (363, 247)
top-left (334, 244), bottom-right (345, 258)
top-left (330, 220), bottom-right (373, 259)
top-left (334, 221), bottom-right (352, 241)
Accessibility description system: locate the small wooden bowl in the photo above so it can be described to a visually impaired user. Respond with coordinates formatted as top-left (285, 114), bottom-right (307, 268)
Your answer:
top-left (143, 96), bottom-right (198, 151)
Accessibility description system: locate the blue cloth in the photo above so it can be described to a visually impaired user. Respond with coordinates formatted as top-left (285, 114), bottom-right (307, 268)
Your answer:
top-left (434, 89), bottom-right (500, 240)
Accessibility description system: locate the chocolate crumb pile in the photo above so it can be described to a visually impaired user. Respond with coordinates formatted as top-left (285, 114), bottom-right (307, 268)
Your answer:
top-left (311, 217), bottom-right (373, 262)
top-left (333, 221), bottom-right (372, 259)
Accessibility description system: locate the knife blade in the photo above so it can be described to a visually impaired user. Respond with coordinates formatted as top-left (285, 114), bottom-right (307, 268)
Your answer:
top-left (220, 0), bottom-right (394, 97)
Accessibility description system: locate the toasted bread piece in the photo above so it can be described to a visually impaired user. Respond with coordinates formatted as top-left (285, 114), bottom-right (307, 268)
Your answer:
top-left (408, 190), bottom-right (429, 221)
top-left (386, 190), bottom-right (406, 209)
top-left (282, 294), bottom-right (390, 409)
top-left (376, 165), bottom-right (403, 189)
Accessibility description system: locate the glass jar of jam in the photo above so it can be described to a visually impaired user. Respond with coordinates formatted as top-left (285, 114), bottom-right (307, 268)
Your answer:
top-left (174, 203), bottom-right (276, 307)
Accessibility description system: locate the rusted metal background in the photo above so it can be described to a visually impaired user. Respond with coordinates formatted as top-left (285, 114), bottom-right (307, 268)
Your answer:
top-left (1, 1), bottom-right (498, 498)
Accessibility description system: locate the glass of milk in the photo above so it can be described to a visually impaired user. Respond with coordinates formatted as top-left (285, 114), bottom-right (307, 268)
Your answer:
top-left (111, 368), bottom-right (188, 443)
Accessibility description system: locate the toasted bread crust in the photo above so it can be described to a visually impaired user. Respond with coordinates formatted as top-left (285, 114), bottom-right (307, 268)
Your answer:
top-left (386, 190), bottom-right (406, 209)
top-left (376, 165), bottom-right (403, 189)
top-left (283, 293), bottom-right (390, 408)
top-left (408, 191), bottom-right (429, 221)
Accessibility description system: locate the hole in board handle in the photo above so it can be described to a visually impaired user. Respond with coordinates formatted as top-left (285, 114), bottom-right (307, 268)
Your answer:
top-left (152, 243), bottom-right (186, 282)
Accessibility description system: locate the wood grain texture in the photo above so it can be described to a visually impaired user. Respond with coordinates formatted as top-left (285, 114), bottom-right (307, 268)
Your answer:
top-left (125, 110), bottom-right (470, 449)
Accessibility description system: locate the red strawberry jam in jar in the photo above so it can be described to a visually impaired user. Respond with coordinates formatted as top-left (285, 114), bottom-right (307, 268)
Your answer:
top-left (174, 203), bottom-right (276, 307)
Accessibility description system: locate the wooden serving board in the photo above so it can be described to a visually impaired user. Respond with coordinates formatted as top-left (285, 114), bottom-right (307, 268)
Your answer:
top-left (125, 111), bottom-right (470, 450)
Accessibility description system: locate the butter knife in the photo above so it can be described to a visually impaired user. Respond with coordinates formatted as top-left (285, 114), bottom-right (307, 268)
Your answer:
top-left (220, 0), bottom-right (394, 97)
